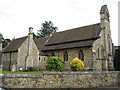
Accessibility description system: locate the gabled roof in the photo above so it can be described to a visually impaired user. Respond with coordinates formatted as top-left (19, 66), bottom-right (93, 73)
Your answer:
top-left (3, 36), bottom-right (27, 53)
top-left (45, 23), bottom-right (100, 46)
top-left (42, 40), bottom-right (95, 51)
top-left (3, 23), bottom-right (101, 53)
top-left (34, 37), bottom-right (49, 55)
top-left (42, 23), bottom-right (101, 51)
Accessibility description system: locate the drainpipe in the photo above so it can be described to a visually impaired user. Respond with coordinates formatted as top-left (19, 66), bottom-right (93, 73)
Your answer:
top-left (9, 52), bottom-right (12, 71)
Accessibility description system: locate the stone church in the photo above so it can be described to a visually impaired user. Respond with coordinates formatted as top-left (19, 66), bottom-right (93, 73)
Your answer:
top-left (2, 5), bottom-right (114, 71)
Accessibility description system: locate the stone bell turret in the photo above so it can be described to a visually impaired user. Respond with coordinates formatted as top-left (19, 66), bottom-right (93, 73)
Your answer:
top-left (100, 5), bottom-right (114, 71)
top-left (100, 5), bottom-right (110, 22)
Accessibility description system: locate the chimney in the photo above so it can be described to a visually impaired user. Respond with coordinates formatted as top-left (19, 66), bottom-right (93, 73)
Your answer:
top-left (28, 27), bottom-right (33, 54)
top-left (25, 27), bottom-right (34, 70)
top-left (29, 27), bottom-right (33, 34)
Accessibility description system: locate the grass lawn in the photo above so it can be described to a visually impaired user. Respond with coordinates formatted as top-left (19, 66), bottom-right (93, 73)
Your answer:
top-left (0, 71), bottom-right (43, 75)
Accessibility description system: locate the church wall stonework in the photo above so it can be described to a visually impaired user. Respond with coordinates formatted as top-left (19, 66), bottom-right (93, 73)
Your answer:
top-left (18, 37), bottom-right (39, 71)
top-left (32, 41), bottom-right (39, 70)
top-left (39, 56), bottom-right (48, 70)
top-left (46, 47), bottom-right (93, 71)
top-left (18, 38), bottom-right (29, 71)
top-left (2, 52), bottom-right (18, 71)
top-left (2, 53), bottom-right (10, 70)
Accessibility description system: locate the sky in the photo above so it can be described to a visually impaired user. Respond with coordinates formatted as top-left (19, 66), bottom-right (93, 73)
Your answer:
top-left (0, 0), bottom-right (119, 46)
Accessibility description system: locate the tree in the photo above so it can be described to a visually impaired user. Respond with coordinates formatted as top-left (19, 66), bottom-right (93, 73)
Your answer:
top-left (2, 39), bottom-right (11, 48)
top-left (37, 21), bottom-right (58, 37)
top-left (0, 33), bottom-right (11, 48)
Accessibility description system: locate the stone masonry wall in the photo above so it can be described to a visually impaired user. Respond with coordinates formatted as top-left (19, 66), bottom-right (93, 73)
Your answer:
top-left (0, 71), bottom-right (119, 88)
top-left (47, 47), bottom-right (93, 70)
top-left (2, 52), bottom-right (18, 71)
top-left (18, 37), bottom-right (39, 71)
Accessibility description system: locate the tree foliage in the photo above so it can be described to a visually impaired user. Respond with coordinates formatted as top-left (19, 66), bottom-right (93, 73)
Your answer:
top-left (0, 33), bottom-right (11, 48)
top-left (37, 21), bottom-right (58, 37)
top-left (46, 56), bottom-right (64, 71)
top-left (70, 58), bottom-right (84, 71)
top-left (114, 49), bottom-right (120, 71)
top-left (2, 39), bottom-right (11, 48)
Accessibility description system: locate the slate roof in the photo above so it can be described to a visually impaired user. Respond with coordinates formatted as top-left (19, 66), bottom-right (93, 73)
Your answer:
top-left (34, 37), bottom-right (49, 55)
top-left (45, 23), bottom-right (100, 45)
top-left (42, 23), bottom-right (101, 51)
top-left (3, 36), bottom-right (27, 53)
top-left (42, 40), bottom-right (95, 51)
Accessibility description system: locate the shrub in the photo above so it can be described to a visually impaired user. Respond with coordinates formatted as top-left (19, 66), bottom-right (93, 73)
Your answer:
top-left (46, 56), bottom-right (64, 71)
top-left (70, 58), bottom-right (84, 71)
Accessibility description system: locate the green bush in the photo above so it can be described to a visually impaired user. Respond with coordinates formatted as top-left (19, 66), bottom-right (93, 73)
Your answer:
top-left (70, 58), bottom-right (84, 71)
top-left (46, 56), bottom-right (64, 71)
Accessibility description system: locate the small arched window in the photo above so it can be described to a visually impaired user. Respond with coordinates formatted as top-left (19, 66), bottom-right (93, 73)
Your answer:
top-left (78, 50), bottom-right (84, 61)
top-left (108, 40), bottom-right (111, 52)
top-left (97, 48), bottom-right (99, 59)
top-left (64, 51), bottom-right (68, 61)
top-left (107, 35), bottom-right (111, 52)
top-left (39, 56), bottom-right (41, 61)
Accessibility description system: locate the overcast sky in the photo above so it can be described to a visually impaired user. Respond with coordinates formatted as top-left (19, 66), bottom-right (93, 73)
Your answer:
top-left (0, 0), bottom-right (119, 46)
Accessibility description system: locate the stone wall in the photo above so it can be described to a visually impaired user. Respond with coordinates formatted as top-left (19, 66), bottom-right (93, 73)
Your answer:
top-left (2, 52), bottom-right (18, 71)
top-left (18, 36), bottom-right (39, 71)
top-left (0, 71), bottom-right (119, 88)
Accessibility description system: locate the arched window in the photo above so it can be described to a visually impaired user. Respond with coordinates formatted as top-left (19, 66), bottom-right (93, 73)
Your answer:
top-left (39, 56), bottom-right (41, 61)
top-left (108, 40), bottom-right (111, 52)
top-left (51, 52), bottom-right (55, 56)
top-left (107, 35), bottom-right (111, 52)
top-left (78, 50), bottom-right (84, 61)
top-left (64, 51), bottom-right (68, 61)
top-left (97, 48), bottom-right (99, 59)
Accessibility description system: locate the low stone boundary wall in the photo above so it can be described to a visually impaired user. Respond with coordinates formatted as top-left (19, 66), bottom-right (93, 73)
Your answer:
top-left (0, 71), bottom-right (119, 88)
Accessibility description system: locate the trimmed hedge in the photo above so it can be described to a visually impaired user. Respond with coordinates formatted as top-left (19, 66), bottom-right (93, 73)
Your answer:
top-left (46, 56), bottom-right (64, 71)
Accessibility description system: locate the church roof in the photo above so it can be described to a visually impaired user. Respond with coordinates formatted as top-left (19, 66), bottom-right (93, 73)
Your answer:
top-left (42, 23), bottom-right (101, 51)
top-left (34, 37), bottom-right (49, 55)
top-left (3, 36), bottom-right (27, 53)
top-left (3, 23), bottom-right (101, 53)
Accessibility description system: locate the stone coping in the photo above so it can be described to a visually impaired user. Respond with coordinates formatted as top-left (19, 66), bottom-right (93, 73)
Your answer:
top-left (0, 71), bottom-right (119, 78)
top-left (43, 71), bottom-right (119, 75)
top-left (0, 74), bottom-right (43, 78)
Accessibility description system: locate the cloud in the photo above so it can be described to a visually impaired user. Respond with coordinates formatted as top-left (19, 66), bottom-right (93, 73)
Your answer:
top-left (0, 0), bottom-right (119, 45)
